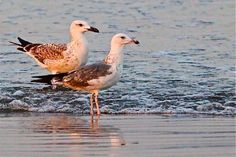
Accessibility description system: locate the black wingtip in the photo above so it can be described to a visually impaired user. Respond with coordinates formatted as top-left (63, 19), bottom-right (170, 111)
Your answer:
top-left (31, 73), bottom-right (68, 85)
top-left (9, 41), bottom-right (26, 52)
top-left (31, 78), bottom-right (52, 84)
top-left (9, 41), bottom-right (21, 46)
top-left (17, 37), bottom-right (32, 47)
top-left (32, 73), bottom-right (68, 79)
top-left (31, 75), bottom-right (54, 84)
top-left (17, 47), bottom-right (26, 52)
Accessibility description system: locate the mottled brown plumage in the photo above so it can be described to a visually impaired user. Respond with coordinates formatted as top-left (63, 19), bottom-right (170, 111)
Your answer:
top-left (25, 44), bottom-right (67, 63)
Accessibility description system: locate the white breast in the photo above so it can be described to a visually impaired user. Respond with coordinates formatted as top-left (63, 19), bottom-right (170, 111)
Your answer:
top-left (87, 65), bottom-right (120, 91)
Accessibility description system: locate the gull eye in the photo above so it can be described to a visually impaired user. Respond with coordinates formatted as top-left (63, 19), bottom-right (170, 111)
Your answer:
top-left (120, 36), bottom-right (126, 39)
top-left (77, 23), bottom-right (83, 27)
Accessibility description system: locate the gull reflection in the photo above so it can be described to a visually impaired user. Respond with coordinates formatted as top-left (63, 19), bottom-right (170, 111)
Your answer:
top-left (30, 114), bottom-right (126, 147)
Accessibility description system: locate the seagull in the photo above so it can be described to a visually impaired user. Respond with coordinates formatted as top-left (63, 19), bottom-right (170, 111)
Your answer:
top-left (9, 20), bottom-right (99, 74)
top-left (32, 33), bottom-right (139, 115)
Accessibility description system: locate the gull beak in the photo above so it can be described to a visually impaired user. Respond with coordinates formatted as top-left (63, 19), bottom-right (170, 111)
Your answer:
top-left (87, 26), bottom-right (99, 33)
top-left (131, 38), bottom-right (140, 44)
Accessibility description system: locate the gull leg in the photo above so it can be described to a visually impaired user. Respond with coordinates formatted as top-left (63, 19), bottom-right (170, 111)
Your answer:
top-left (90, 94), bottom-right (94, 115)
top-left (94, 92), bottom-right (101, 115)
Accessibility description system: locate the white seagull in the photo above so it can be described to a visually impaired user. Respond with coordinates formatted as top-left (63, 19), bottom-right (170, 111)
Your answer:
top-left (32, 33), bottom-right (139, 115)
top-left (9, 20), bottom-right (99, 74)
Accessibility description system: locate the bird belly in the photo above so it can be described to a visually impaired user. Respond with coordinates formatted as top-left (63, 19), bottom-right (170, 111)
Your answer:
top-left (44, 57), bottom-right (80, 73)
top-left (86, 72), bottom-right (120, 91)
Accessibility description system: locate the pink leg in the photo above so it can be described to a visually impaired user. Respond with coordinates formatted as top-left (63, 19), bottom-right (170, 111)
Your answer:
top-left (90, 94), bottom-right (94, 115)
top-left (94, 93), bottom-right (101, 115)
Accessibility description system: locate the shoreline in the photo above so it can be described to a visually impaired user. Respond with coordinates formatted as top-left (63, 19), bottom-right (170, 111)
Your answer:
top-left (0, 110), bottom-right (235, 117)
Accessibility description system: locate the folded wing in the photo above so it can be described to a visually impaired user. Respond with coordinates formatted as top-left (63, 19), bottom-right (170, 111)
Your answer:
top-left (25, 43), bottom-right (67, 63)
top-left (10, 37), bottom-right (67, 64)
top-left (63, 63), bottom-right (112, 87)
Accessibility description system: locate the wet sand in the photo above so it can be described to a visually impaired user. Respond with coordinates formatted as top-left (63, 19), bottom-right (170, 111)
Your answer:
top-left (0, 113), bottom-right (235, 157)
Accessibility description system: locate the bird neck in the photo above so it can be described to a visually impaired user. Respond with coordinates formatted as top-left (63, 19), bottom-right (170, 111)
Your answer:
top-left (104, 43), bottom-right (124, 69)
top-left (70, 30), bottom-right (86, 42)
top-left (69, 31), bottom-right (88, 64)
top-left (70, 31), bottom-right (88, 49)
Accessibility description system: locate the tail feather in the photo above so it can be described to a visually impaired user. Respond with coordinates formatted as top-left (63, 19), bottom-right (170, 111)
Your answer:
top-left (17, 47), bottom-right (25, 52)
top-left (31, 73), bottom-right (68, 85)
top-left (9, 41), bottom-right (26, 52)
top-left (9, 37), bottom-right (32, 52)
top-left (9, 41), bottom-right (21, 46)
top-left (32, 73), bottom-right (68, 79)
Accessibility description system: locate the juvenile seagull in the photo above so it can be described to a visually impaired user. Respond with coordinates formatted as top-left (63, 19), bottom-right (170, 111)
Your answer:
top-left (33, 33), bottom-right (139, 115)
top-left (9, 20), bottom-right (99, 74)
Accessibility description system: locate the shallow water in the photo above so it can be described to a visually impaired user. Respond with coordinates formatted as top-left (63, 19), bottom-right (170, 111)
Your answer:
top-left (0, 113), bottom-right (235, 157)
top-left (0, 0), bottom-right (235, 115)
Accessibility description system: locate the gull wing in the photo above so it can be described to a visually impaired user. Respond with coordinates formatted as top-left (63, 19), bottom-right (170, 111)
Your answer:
top-left (25, 43), bottom-right (67, 63)
top-left (63, 63), bottom-right (112, 87)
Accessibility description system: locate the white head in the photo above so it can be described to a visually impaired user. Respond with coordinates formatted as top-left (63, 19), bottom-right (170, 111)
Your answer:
top-left (105, 33), bottom-right (139, 65)
top-left (70, 20), bottom-right (99, 34)
top-left (111, 33), bottom-right (139, 48)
